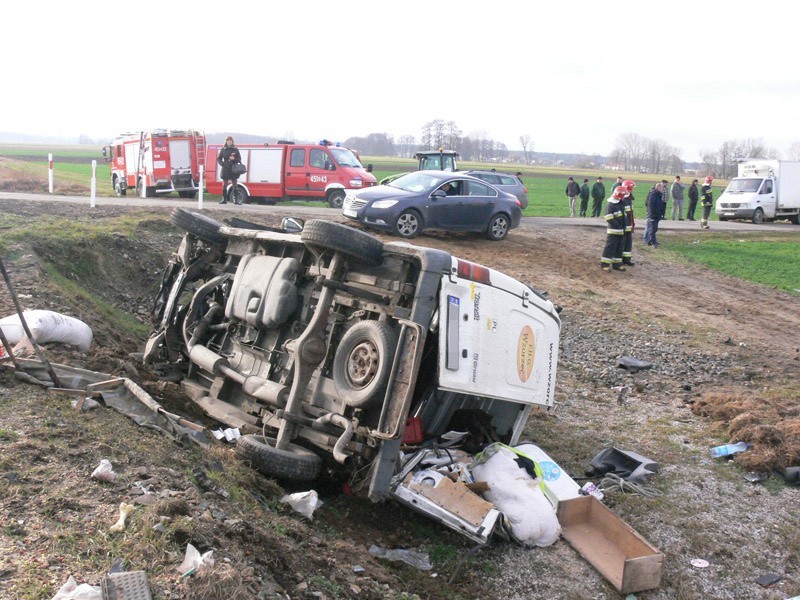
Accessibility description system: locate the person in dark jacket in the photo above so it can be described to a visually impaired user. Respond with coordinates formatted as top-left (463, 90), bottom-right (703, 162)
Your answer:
top-left (590, 176), bottom-right (605, 217)
top-left (700, 176), bottom-right (714, 229)
top-left (565, 177), bottom-right (581, 217)
top-left (579, 179), bottom-right (591, 217)
top-left (217, 136), bottom-right (243, 204)
top-left (687, 178), bottom-right (700, 220)
top-left (643, 183), bottom-right (665, 247)
top-left (600, 186), bottom-right (628, 271)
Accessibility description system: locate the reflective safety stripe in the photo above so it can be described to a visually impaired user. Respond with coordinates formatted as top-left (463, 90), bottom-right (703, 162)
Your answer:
top-left (622, 252), bottom-right (632, 257)
top-left (607, 229), bottom-right (624, 235)
top-left (601, 257), bottom-right (613, 264)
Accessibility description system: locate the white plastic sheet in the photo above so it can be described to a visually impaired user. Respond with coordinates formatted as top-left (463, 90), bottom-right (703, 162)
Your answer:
top-left (0, 310), bottom-right (93, 351)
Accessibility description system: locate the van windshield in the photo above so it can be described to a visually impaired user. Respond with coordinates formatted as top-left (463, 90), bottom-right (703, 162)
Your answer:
top-left (388, 172), bottom-right (441, 193)
top-left (726, 178), bottom-right (762, 193)
top-left (329, 147), bottom-right (362, 168)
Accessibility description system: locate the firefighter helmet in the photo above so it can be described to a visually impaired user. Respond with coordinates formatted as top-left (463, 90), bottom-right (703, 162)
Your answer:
top-left (705, 175), bottom-right (714, 183)
top-left (612, 187), bottom-right (629, 200)
top-left (623, 179), bottom-right (636, 192)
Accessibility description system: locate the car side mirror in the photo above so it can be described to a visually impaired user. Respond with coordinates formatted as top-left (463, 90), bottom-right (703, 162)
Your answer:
top-left (281, 217), bottom-right (305, 233)
top-left (366, 163), bottom-right (373, 173)
top-left (432, 190), bottom-right (446, 199)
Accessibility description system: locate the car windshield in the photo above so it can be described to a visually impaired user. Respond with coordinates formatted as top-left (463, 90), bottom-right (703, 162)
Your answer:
top-left (726, 178), bottom-right (762, 193)
top-left (387, 172), bottom-right (442, 193)
top-left (329, 147), bottom-right (362, 168)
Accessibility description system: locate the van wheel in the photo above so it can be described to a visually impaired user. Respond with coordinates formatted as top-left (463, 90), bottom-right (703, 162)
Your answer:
top-left (395, 209), bottom-right (422, 238)
top-left (170, 207), bottom-right (227, 246)
top-left (235, 435), bottom-right (321, 481)
top-left (300, 220), bottom-right (383, 266)
top-left (333, 321), bottom-right (397, 408)
top-left (486, 213), bottom-right (510, 240)
top-left (328, 189), bottom-right (346, 209)
top-left (752, 208), bottom-right (765, 224)
top-left (113, 177), bottom-right (126, 197)
top-left (792, 213), bottom-right (800, 225)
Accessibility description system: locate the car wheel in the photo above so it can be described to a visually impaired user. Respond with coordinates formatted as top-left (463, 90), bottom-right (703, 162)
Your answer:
top-left (333, 321), bottom-right (397, 409)
top-left (328, 189), bottom-right (346, 209)
top-left (486, 213), bottom-right (510, 240)
top-left (170, 207), bottom-right (227, 246)
top-left (395, 210), bottom-right (422, 238)
top-left (113, 177), bottom-right (126, 197)
top-left (300, 220), bottom-right (383, 266)
top-left (235, 435), bottom-right (321, 481)
top-left (752, 208), bottom-right (765, 224)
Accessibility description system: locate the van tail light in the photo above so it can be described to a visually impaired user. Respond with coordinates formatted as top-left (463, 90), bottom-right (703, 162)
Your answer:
top-left (402, 416), bottom-right (424, 444)
top-left (456, 259), bottom-right (491, 284)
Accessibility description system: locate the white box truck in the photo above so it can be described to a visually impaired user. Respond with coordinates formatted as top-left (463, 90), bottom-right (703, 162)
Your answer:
top-left (716, 159), bottom-right (800, 224)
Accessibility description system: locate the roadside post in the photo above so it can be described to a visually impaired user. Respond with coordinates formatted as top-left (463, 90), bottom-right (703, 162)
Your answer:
top-left (198, 166), bottom-right (204, 209)
top-left (90, 160), bottom-right (97, 208)
top-left (48, 153), bottom-right (53, 193)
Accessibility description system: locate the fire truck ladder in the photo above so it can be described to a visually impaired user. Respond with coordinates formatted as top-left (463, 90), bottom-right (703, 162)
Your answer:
top-left (193, 131), bottom-right (206, 190)
top-left (136, 131), bottom-right (146, 197)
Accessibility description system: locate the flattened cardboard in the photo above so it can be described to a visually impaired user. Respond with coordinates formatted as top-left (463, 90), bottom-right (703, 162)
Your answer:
top-left (557, 495), bottom-right (664, 594)
top-left (409, 474), bottom-right (495, 527)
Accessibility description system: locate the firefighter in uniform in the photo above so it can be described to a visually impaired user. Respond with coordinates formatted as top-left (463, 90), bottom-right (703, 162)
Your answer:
top-left (700, 175), bottom-right (714, 229)
top-left (600, 186), bottom-right (628, 271)
top-left (621, 179), bottom-right (637, 266)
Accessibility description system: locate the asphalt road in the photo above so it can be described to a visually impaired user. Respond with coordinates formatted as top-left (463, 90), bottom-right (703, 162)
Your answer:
top-left (2, 191), bottom-right (799, 234)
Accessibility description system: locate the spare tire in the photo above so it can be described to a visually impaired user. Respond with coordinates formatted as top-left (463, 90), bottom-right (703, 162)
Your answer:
top-left (300, 220), bottom-right (383, 267)
top-left (235, 435), bottom-right (322, 481)
top-left (333, 321), bottom-right (398, 408)
top-left (170, 208), bottom-right (227, 246)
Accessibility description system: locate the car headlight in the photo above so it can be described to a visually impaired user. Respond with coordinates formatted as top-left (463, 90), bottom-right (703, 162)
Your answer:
top-left (371, 200), bottom-right (398, 209)
top-left (349, 177), bottom-right (363, 187)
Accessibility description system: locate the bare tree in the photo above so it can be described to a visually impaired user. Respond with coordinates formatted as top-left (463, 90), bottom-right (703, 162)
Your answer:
top-left (699, 148), bottom-right (718, 176)
top-left (788, 142), bottom-right (800, 161)
top-left (519, 134), bottom-right (533, 164)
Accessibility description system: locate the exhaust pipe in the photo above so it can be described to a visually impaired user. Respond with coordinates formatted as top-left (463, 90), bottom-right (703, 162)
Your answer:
top-left (315, 413), bottom-right (353, 464)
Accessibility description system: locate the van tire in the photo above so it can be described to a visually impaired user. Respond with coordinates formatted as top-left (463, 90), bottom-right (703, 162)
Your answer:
top-left (792, 213), bottom-right (800, 225)
top-left (170, 208), bottom-right (227, 246)
top-left (235, 435), bottom-right (322, 481)
top-left (752, 208), bottom-right (765, 224)
top-left (300, 220), bottom-right (383, 266)
top-left (333, 321), bottom-right (397, 409)
top-left (327, 189), bottom-right (346, 209)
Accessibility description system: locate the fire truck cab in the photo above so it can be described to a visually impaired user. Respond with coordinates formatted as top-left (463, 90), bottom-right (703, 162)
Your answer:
top-left (102, 130), bottom-right (206, 198)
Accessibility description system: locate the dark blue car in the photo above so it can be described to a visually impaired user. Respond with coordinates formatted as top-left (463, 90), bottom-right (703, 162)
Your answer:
top-left (342, 171), bottom-right (522, 240)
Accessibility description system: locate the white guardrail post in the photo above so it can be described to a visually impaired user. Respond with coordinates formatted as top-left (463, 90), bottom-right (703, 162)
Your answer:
top-left (90, 160), bottom-right (97, 208)
top-left (48, 153), bottom-right (53, 193)
top-left (198, 166), bottom-right (204, 209)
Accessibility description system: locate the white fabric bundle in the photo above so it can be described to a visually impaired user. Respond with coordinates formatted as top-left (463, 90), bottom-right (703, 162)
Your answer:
top-left (0, 310), bottom-right (93, 351)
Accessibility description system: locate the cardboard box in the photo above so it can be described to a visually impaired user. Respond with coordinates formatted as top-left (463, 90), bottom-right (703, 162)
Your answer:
top-left (557, 495), bottom-right (664, 594)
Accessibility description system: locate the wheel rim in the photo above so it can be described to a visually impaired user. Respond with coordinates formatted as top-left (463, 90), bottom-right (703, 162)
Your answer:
top-left (397, 213), bottom-right (418, 236)
top-left (754, 210), bottom-right (763, 224)
top-left (490, 216), bottom-right (508, 238)
top-left (346, 340), bottom-right (379, 388)
top-left (330, 192), bottom-right (345, 208)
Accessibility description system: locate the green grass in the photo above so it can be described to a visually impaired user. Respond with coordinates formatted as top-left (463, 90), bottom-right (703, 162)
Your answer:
top-left (666, 235), bottom-right (800, 294)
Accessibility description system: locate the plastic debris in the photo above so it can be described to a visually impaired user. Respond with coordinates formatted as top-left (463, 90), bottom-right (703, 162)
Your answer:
top-left (0, 310), bottom-right (93, 351)
top-left (580, 481), bottom-right (605, 501)
top-left (352, 565), bottom-right (365, 573)
top-left (616, 356), bottom-right (653, 373)
top-left (71, 398), bottom-right (100, 412)
top-left (585, 447), bottom-right (658, 482)
top-left (368, 545), bottom-right (432, 570)
top-left (280, 490), bottom-right (322, 519)
top-left (177, 542), bottom-right (215, 578)
top-left (101, 570), bottom-right (152, 599)
top-left (755, 573), bottom-right (782, 587)
top-left (211, 427), bottom-right (241, 442)
top-left (690, 558), bottom-right (709, 568)
top-left (709, 441), bottom-right (749, 458)
top-left (109, 502), bottom-right (136, 533)
top-left (51, 575), bottom-right (102, 600)
top-left (91, 459), bottom-right (118, 483)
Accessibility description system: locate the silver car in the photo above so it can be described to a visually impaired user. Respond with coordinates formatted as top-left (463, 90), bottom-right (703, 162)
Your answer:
top-left (464, 170), bottom-right (528, 209)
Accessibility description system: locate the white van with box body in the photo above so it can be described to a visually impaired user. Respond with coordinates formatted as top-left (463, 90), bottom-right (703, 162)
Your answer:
top-left (716, 160), bottom-right (800, 224)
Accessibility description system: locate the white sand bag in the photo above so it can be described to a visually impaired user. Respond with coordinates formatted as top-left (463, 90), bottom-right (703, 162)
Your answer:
top-left (471, 444), bottom-right (561, 547)
top-left (0, 310), bottom-right (93, 351)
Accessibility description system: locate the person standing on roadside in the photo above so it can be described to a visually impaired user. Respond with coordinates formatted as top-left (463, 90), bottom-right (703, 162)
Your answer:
top-left (621, 179), bottom-right (637, 266)
top-left (700, 176), bottom-right (714, 229)
top-left (644, 182), bottom-right (664, 247)
top-left (600, 186), bottom-right (628, 271)
top-left (591, 176), bottom-right (605, 217)
top-left (670, 175), bottom-right (685, 220)
top-left (217, 136), bottom-right (243, 205)
top-left (579, 178), bottom-right (591, 217)
top-left (565, 177), bottom-right (581, 217)
top-left (687, 178), bottom-right (700, 220)
top-left (611, 176), bottom-right (624, 192)
top-left (660, 179), bottom-right (670, 220)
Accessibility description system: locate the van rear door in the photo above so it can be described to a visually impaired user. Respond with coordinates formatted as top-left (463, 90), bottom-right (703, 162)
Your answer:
top-left (437, 261), bottom-right (560, 408)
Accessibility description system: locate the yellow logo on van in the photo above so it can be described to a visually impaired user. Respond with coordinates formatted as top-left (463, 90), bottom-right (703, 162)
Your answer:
top-left (517, 325), bottom-right (536, 382)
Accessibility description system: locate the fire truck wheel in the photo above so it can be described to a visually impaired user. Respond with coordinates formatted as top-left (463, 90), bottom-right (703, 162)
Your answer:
top-left (327, 189), bottom-right (346, 209)
top-left (136, 179), bottom-right (156, 198)
top-left (113, 178), bottom-right (126, 197)
top-left (170, 208), bottom-right (227, 246)
top-left (300, 220), bottom-right (383, 266)
top-left (235, 435), bottom-right (321, 481)
top-left (333, 321), bottom-right (398, 408)
top-left (232, 185), bottom-right (249, 205)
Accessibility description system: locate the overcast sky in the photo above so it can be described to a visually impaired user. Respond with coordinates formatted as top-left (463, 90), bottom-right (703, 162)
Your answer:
top-left (5, 0), bottom-right (799, 161)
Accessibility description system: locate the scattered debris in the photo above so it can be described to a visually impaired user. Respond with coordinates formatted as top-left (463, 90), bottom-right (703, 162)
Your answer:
top-left (585, 447), bottom-right (659, 482)
top-left (616, 356), bottom-right (653, 373)
top-left (71, 397), bottom-right (100, 412)
top-left (690, 558), bottom-right (709, 569)
top-left (280, 490), bottom-right (322, 519)
top-left (781, 466), bottom-right (800, 485)
top-left (109, 502), bottom-right (136, 533)
top-left (211, 427), bottom-right (241, 442)
top-left (710, 441), bottom-right (749, 458)
top-left (352, 565), bottom-right (365, 574)
top-left (755, 572), bottom-right (782, 587)
top-left (91, 459), bottom-right (118, 483)
top-left (101, 570), bottom-right (152, 600)
top-left (368, 545), bottom-right (431, 571)
top-left (193, 467), bottom-right (230, 499)
top-left (51, 575), bottom-right (101, 600)
top-left (0, 309), bottom-right (93, 351)
top-left (176, 543), bottom-right (215, 578)
top-left (580, 481), bottom-right (604, 501)
top-left (743, 472), bottom-right (768, 484)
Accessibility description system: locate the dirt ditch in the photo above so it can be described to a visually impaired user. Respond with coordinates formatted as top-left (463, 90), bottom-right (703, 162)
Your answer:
top-left (0, 197), bottom-right (798, 599)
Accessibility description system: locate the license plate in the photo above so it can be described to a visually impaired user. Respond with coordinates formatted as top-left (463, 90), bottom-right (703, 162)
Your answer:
top-left (343, 208), bottom-right (357, 218)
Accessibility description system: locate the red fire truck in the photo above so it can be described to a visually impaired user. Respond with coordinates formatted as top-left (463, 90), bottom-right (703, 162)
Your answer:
top-left (102, 130), bottom-right (206, 198)
top-left (205, 140), bottom-right (377, 207)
